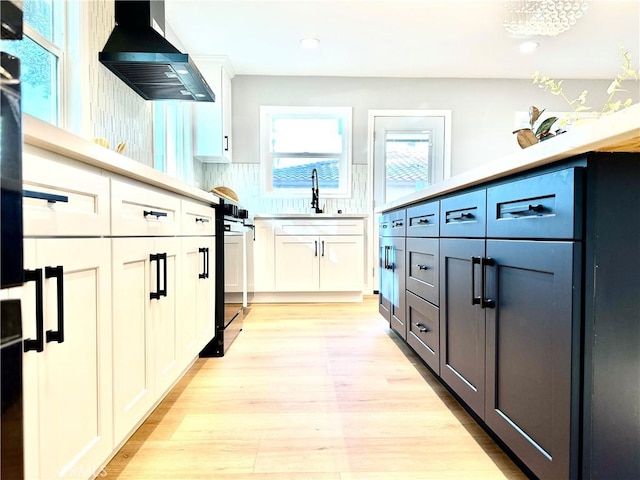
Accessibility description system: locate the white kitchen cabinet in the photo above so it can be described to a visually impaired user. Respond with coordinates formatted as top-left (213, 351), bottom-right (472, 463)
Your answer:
top-left (111, 236), bottom-right (180, 446)
top-left (21, 238), bottom-right (112, 480)
top-left (192, 64), bottom-right (233, 162)
top-left (273, 218), bottom-right (365, 293)
top-left (179, 237), bottom-right (215, 367)
top-left (254, 220), bottom-right (275, 292)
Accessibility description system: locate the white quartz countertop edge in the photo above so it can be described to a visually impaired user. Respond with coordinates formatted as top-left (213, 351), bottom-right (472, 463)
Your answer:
top-left (22, 114), bottom-right (220, 205)
top-left (377, 104), bottom-right (640, 213)
top-left (255, 213), bottom-right (369, 219)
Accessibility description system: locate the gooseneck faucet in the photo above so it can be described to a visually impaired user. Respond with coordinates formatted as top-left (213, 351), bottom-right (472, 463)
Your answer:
top-left (311, 168), bottom-right (322, 213)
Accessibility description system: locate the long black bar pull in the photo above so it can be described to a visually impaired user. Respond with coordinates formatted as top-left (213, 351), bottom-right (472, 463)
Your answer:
top-left (481, 257), bottom-right (496, 309)
top-left (150, 254), bottom-right (161, 299)
top-left (199, 247), bottom-right (207, 279)
top-left (23, 268), bottom-right (44, 353)
top-left (23, 189), bottom-right (69, 203)
top-left (45, 266), bottom-right (64, 343)
top-left (159, 253), bottom-right (167, 297)
top-left (471, 256), bottom-right (482, 305)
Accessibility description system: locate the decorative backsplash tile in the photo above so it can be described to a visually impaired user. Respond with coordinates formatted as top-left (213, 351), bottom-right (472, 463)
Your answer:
top-left (85, 1), bottom-right (153, 167)
top-left (202, 163), bottom-right (369, 214)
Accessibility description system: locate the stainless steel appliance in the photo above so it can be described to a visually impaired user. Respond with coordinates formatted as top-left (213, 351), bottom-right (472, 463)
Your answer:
top-left (1, 5), bottom-right (25, 477)
top-left (200, 200), bottom-right (254, 357)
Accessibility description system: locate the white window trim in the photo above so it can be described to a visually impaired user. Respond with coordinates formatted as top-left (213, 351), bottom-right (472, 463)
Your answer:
top-left (259, 105), bottom-right (353, 198)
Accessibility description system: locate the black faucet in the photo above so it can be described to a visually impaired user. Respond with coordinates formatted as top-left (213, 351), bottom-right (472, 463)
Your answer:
top-left (311, 168), bottom-right (322, 213)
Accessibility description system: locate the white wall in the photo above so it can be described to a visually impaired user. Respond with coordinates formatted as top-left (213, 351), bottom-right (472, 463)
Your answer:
top-left (201, 74), bottom-right (620, 214)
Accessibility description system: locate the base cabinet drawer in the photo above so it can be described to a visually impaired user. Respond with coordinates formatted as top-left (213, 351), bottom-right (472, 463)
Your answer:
top-left (406, 291), bottom-right (440, 374)
top-left (406, 237), bottom-right (439, 305)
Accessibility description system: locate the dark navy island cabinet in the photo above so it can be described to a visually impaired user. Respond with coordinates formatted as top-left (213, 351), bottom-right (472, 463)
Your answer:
top-left (378, 152), bottom-right (640, 480)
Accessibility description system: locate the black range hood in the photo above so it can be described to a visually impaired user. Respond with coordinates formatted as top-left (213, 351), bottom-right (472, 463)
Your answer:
top-left (99, 0), bottom-right (215, 102)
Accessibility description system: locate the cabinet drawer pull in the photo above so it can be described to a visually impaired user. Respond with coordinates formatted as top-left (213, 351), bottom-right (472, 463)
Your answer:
top-left (45, 266), bottom-right (65, 344)
top-left (392, 220), bottom-right (404, 228)
top-left (449, 212), bottom-right (474, 221)
top-left (23, 268), bottom-right (44, 353)
top-left (143, 210), bottom-right (168, 218)
top-left (23, 189), bottom-right (69, 204)
top-left (415, 323), bottom-right (429, 333)
top-left (224, 135), bottom-right (229, 152)
top-left (315, 240), bottom-right (318, 257)
top-left (417, 264), bottom-right (429, 270)
top-left (195, 217), bottom-right (210, 223)
top-left (321, 240), bottom-right (325, 257)
top-left (503, 203), bottom-right (545, 216)
top-left (417, 218), bottom-right (430, 224)
top-left (381, 224), bottom-right (388, 229)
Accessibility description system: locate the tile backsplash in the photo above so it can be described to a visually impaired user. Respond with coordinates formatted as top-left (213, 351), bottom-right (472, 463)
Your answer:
top-left (202, 163), bottom-right (369, 215)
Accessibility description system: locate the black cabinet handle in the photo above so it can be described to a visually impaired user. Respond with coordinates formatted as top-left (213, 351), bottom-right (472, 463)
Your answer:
top-left (503, 203), bottom-right (546, 216)
top-left (315, 240), bottom-right (318, 257)
top-left (392, 220), bottom-right (404, 228)
top-left (45, 266), bottom-right (64, 343)
top-left (415, 323), bottom-right (429, 333)
top-left (471, 256), bottom-right (482, 306)
top-left (449, 212), bottom-right (474, 221)
top-left (195, 217), bottom-right (210, 223)
top-left (23, 268), bottom-right (44, 353)
top-left (417, 218), bottom-right (430, 224)
top-left (321, 240), bottom-right (325, 257)
top-left (143, 210), bottom-right (168, 218)
top-left (481, 257), bottom-right (496, 309)
top-left (224, 135), bottom-right (229, 152)
top-left (381, 224), bottom-right (388, 229)
top-left (417, 264), bottom-right (429, 270)
top-left (198, 247), bottom-right (208, 279)
top-left (23, 189), bottom-right (69, 203)
top-left (150, 253), bottom-right (167, 299)
top-left (205, 248), bottom-right (210, 279)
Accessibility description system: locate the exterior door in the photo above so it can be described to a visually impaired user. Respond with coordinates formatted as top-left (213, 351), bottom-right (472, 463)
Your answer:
top-left (439, 238), bottom-right (486, 418)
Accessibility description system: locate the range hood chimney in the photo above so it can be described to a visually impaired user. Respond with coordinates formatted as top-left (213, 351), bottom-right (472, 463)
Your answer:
top-left (99, 0), bottom-right (215, 102)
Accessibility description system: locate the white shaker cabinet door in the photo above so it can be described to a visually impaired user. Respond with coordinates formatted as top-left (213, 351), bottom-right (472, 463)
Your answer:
top-left (274, 235), bottom-right (320, 291)
top-left (111, 237), bottom-right (156, 445)
top-left (319, 235), bottom-right (364, 291)
top-left (26, 238), bottom-right (113, 480)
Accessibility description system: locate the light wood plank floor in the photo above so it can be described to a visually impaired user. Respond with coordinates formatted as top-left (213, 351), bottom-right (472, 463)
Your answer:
top-left (105, 298), bottom-right (528, 479)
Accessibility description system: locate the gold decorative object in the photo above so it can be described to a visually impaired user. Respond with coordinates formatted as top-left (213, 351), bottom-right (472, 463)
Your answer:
top-left (210, 186), bottom-right (239, 202)
top-left (115, 141), bottom-right (127, 154)
top-left (92, 137), bottom-right (109, 148)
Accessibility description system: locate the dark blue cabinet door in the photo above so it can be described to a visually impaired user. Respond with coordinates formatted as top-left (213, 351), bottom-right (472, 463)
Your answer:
top-left (485, 239), bottom-right (581, 480)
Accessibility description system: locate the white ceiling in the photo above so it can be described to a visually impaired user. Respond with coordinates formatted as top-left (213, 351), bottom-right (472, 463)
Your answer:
top-left (165, 0), bottom-right (640, 80)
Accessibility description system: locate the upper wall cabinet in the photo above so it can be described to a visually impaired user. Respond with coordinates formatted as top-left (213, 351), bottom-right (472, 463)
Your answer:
top-left (192, 60), bottom-right (233, 163)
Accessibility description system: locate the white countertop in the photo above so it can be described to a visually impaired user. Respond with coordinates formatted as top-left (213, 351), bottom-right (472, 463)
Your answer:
top-left (378, 104), bottom-right (640, 212)
top-left (255, 213), bottom-right (369, 219)
top-left (22, 114), bottom-right (220, 205)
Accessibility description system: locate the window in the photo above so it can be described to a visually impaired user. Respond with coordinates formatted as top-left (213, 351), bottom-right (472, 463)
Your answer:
top-left (0, 0), bottom-right (65, 125)
top-left (260, 106), bottom-right (352, 197)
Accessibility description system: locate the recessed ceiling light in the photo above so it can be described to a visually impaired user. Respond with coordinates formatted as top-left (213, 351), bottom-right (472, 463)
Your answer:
top-left (519, 41), bottom-right (539, 53)
top-left (300, 37), bottom-right (320, 49)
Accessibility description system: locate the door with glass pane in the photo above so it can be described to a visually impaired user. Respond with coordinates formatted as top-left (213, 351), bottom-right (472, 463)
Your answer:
top-left (373, 114), bottom-right (449, 208)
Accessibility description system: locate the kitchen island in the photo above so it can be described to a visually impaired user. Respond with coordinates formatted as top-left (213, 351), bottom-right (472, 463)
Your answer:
top-left (377, 104), bottom-right (640, 480)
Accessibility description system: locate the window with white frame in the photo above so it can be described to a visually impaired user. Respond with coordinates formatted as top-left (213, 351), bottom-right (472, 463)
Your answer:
top-left (0, 0), bottom-right (67, 125)
top-left (260, 106), bottom-right (352, 197)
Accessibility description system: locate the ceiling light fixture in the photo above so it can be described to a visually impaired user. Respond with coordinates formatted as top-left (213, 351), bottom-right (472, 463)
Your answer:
top-left (504, 0), bottom-right (590, 37)
top-left (300, 37), bottom-right (320, 49)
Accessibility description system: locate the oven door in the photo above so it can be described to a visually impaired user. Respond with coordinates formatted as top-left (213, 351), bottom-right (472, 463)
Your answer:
top-left (223, 223), bottom-right (244, 328)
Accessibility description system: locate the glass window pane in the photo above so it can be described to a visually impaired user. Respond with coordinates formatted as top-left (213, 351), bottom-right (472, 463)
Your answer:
top-left (385, 131), bottom-right (430, 203)
top-left (271, 118), bottom-right (343, 154)
top-left (1, 35), bottom-right (58, 124)
top-left (272, 157), bottom-right (339, 189)
top-left (23, 0), bottom-right (55, 41)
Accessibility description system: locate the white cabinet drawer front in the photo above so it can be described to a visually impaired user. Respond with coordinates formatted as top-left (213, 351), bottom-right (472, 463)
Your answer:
top-left (23, 149), bottom-right (110, 237)
top-left (181, 199), bottom-right (216, 235)
top-left (275, 219), bottom-right (364, 236)
top-left (111, 178), bottom-right (180, 236)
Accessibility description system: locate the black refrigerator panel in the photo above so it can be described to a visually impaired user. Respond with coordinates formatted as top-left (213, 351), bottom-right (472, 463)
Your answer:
top-left (1, 51), bottom-right (24, 288)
